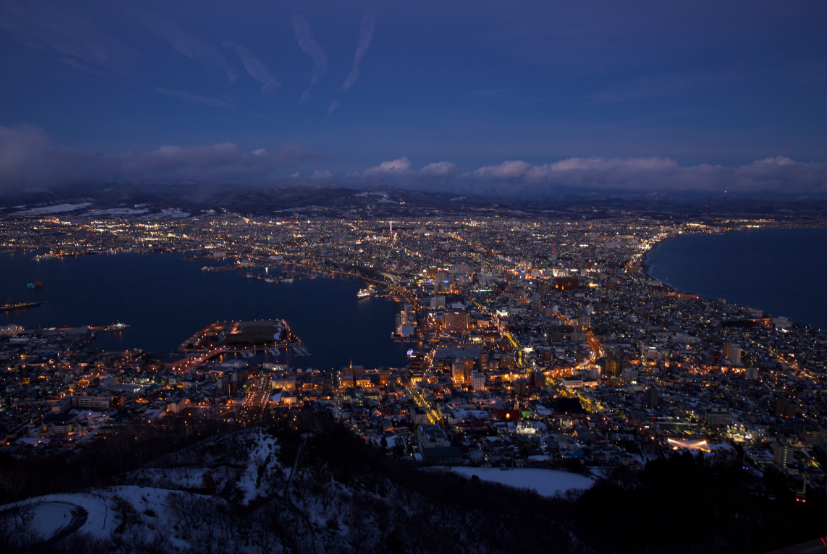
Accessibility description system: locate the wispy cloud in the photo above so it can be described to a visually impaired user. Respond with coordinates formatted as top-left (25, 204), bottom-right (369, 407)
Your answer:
top-left (139, 13), bottom-right (235, 82)
top-left (0, 2), bottom-right (137, 71)
top-left (328, 101), bottom-right (340, 115)
top-left (341, 9), bottom-right (376, 91)
top-left (291, 15), bottom-right (328, 88)
top-left (588, 74), bottom-right (724, 104)
top-left (153, 88), bottom-right (235, 109)
top-left (223, 42), bottom-right (279, 94)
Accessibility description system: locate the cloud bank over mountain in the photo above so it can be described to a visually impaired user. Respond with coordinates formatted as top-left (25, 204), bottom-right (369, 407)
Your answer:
top-left (1, 124), bottom-right (825, 196)
top-left (0, 125), bottom-right (317, 191)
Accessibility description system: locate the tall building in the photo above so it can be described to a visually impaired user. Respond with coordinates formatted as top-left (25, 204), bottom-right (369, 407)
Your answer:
top-left (451, 361), bottom-right (466, 383)
top-left (605, 358), bottom-right (622, 377)
top-left (471, 371), bottom-right (485, 391)
top-left (478, 350), bottom-right (490, 370)
top-left (431, 295), bottom-right (446, 309)
top-left (724, 343), bottom-right (742, 365)
top-left (773, 440), bottom-right (791, 469)
top-left (531, 292), bottom-right (542, 311)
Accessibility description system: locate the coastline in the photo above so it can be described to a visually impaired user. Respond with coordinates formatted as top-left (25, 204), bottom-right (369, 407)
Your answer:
top-left (641, 226), bottom-right (827, 332)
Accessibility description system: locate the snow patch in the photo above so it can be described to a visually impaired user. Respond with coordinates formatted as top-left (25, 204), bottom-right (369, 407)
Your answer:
top-left (446, 467), bottom-right (594, 497)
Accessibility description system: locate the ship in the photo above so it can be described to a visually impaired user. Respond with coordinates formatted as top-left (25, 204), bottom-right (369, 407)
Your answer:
top-left (243, 271), bottom-right (254, 278)
top-left (264, 276), bottom-right (276, 283)
top-left (357, 288), bottom-right (372, 299)
top-left (104, 322), bottom-right (130, 332)
top-left (1, 300), bottom-right (44, 312)
top-left (281, 278), bottom-right (293, 283)
top-left (26, 281), bottom-right (43, 289)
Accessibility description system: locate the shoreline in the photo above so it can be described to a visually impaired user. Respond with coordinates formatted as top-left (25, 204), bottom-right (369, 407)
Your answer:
top-left (641, 225), bottom-right (827, 333)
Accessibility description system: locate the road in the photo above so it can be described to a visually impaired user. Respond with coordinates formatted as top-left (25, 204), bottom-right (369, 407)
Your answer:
top-left (407, 385), bottom-right (442, 424)
top-left (243, 374), bottom-right (272, 410)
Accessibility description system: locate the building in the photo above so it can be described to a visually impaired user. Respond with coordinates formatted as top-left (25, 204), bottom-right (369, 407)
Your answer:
top-left (705, 407), bottom-right (731, 427)
top-left (622, 366), bottom-right (639, 384)
top-left (70, 395), bottom-right (111, 410)
top-left (530, 371), bottom-right (546, 388)
top-left (471, 371), bottom-right (485, 391)
top-left (554, 277), bottom-right (579, 291)
top-left (451, 361), bottom-right (466, 384)
top-left (774, 400), bottom-right (798, 418)
top-left (724, 343), bottom-right (742, 365)
top-left (604, 358), bottom-right (622, 377)
top-left (478, 350), bottom-right (489, 370)
top-left (443, 311), bottom-right (471, 331)
top-left (166, 398), bottom-right (188, 414)
top-left (417, 424), bottom-right (450, 449)
top-left (561, 377), bottom-right (584, 389)
top-left (773, 440), bottom-right (791, 469)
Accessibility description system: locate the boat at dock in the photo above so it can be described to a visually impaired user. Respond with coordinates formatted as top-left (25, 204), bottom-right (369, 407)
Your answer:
top-left (26, 281), bottom-right (43, 289)
top-left (103, 322), bottom-right (130, 332)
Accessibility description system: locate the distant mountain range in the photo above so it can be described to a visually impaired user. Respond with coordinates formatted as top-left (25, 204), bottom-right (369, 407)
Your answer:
top-left (2, 182), bottom-right (827, 219)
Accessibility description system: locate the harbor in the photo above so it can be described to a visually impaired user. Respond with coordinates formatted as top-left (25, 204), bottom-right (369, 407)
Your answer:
top-left (0, 252), bottom-right (410, 370)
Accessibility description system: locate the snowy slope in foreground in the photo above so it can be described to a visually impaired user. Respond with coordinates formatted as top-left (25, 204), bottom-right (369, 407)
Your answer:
top-left (10, 486), bottom-right (210, 548)
top-left (447, 467), bottom-right (594, 496)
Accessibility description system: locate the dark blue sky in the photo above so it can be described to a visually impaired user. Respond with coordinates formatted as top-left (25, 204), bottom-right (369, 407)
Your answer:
top-left (2, 0), bottom-right (827, 195)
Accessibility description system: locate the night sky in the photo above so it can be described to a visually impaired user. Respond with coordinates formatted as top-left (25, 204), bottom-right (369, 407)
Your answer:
top-left (2, 1), bottom-right (826, 195)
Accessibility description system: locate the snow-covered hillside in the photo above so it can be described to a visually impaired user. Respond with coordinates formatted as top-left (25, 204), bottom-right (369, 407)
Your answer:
top-left (0, 426), bottom-right (586, 553)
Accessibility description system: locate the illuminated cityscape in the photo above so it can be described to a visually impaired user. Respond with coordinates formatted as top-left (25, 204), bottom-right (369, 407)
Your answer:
top-left (2, 1), bottom-right (827, 552)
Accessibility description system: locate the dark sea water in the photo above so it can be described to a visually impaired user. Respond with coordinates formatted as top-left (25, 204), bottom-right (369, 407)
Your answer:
top-left (646, 227), bottom-right (827, 331)
top-left (0, 253), bottom-right (413, 369)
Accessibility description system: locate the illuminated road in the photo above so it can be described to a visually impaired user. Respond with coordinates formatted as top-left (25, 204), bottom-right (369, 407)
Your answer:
top-left (243, 375), bottom-right (272, 410)
top-left (407, 385), bottom-right (442, 424)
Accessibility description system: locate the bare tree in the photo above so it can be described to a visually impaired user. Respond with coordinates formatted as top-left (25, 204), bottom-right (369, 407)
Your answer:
top-left (0, 467), bottom-right (28, 499)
